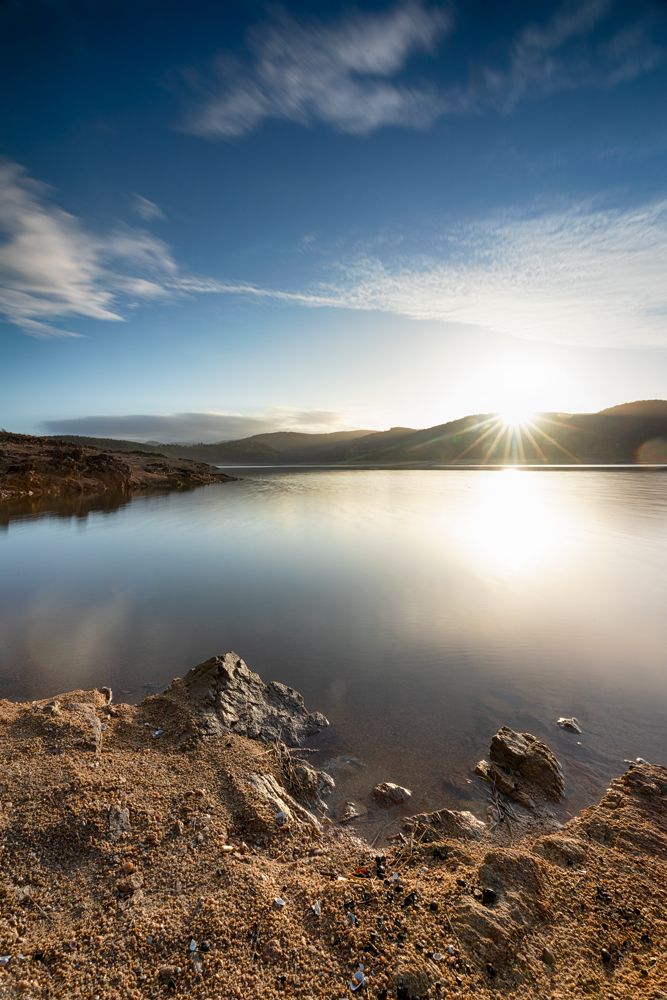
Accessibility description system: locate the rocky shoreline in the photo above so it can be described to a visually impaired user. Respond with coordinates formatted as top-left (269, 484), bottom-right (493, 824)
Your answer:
top-left (0, 433), bottom-right (236, 501)
top-left (0, 654), bottom-right (665, 1000)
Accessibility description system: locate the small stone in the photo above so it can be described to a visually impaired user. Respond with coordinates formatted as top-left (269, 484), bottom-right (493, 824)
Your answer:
top-left (200, 941), bottom-right (210, 952)
top-left (117, 873), bottom-right (143, 894)
top-left (121, 861), bottom-right (137, 875)
top-left (456, 879), bottom-right (466, 887)
top-left (541, 948), bottom-right (555, 966)
top-left (274, 897), bottom-right (286, 909)
top-left (472, 888), bottom-right (483, 902)
top-left (262, 938), bottom-right (283, 964)
top-left (557, 717), bottom-right (582, 733)
top-left (372, 782), bottom-right (413, 808)
top-left (486, 964), bottom-right (496, 977)
top-left (429, 901), bottom-right (439, 911)
top-left (601, 949), bottom-right (611, 963)
top-left (482, 887), bottom-right (496, 906)
top-left (158, 965), bottom-right (181, 980)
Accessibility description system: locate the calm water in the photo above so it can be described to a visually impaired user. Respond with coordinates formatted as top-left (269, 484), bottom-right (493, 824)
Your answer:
top-left (2, 468), bottom-right (667, 826)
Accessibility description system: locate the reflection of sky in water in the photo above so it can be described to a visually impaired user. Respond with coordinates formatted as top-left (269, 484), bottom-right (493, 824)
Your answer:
top-left (1, 469), bottom-right (667, 819)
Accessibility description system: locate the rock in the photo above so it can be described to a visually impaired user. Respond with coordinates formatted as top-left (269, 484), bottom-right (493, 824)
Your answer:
top-left (100, 686), bottom-right (113, 703)
top-left (475, 727), bottom-right (564, 805)
top-left (108, 805), bottom-right (132, 841)
top-left (121, 861), bottom-right (137, 875)
top-left (68, 703), bottom-right (102, 751)
top-left (482, 887), bottom-right (496, 906)
top-left (158, 965), bottom-right (181, 980)
top-left (403, 807), bottom-right (486, 841)
top-left (41, 700), bottom-right (60, 716)
top-left (117, 873), bottom-right (143, 894)
top-left (287, 761), bottom-right (335, 809)
top-left (334, 799), bottom-right (367, 823)
top-left (261, 938), bottom-right (283, 964)
top-left (557, 717), bottom-right (581, 733)
top-left (373, 782), bottom-right (412, 808)
top-left (243, 772), bottom-right (322, 834)
top-left (542, 947), bottom-right (556, 966)
top-left (601, 948), bottom-right (611, 963)
top-left (163, 652), bottom-right (329, 746)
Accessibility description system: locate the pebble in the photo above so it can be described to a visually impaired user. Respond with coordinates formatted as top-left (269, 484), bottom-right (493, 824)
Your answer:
top-left (429, 901), bottom-right (439, 911)
top-left (274, 897), bottom-right (286, 909)
top-left (557, 717), bottom-right (582, 733)
top-left (601, 949), bottom-right (611, 963)
top-left (541, 947), bottom-right (556, 966)
top-left (482, 887), bottom-right (497, 906)
top-left (261, 939), bottom-right (282, 964)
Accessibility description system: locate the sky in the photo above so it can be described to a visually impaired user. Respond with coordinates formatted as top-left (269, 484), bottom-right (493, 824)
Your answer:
top-left (2, 0), bottom-right (667, 441)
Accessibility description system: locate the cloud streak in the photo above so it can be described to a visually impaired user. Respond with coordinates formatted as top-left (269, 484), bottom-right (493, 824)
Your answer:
top-left (0, 163), bottom-right (179, 337)
top-left (206, 199), bottom-right (667, 349)
top-left (185, 0), bottom-right (662, 139)
top-left (186, 1), bottom-right (451, 137)
top-left (44, 407), bottom-right (363, 443)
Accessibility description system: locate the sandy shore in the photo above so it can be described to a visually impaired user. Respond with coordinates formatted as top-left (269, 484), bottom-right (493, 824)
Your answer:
top-left (0, 664), bottom-right (665, 1000)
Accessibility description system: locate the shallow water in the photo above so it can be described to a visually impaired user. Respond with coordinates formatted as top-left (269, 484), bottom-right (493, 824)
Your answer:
top-left (2, 468), bottom-right (666, 828)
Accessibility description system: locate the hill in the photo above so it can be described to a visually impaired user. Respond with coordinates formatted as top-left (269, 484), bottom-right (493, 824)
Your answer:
top-left (46, 401), bottom-right (667, 466)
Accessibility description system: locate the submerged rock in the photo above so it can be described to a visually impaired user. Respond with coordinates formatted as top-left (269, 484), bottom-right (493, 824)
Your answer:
top-left (373, 782), bottom-right (412, 808)
top-left (557, 717), bottom-right (582, 733)
top-left (163, 652), bottom-right (329, 746)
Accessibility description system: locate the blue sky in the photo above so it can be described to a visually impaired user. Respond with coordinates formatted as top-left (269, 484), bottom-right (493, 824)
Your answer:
top-left (2, 0), bottom-right (667, 440)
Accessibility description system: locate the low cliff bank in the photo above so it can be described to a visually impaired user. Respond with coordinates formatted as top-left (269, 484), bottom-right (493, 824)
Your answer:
top-left (0, 433), bottom-right (236, 501)
top-left (0, 654), bottom-right (665, 1000)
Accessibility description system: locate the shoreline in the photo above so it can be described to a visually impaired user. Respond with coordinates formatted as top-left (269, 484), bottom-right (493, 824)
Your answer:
top-left (0, 432), bottom-right (237, 502)
top-left (0, 655), bottom-right (665, 999)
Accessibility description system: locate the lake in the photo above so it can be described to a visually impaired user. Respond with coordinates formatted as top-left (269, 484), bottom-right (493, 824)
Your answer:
top-left (2, 467), bottom-right (666, 828)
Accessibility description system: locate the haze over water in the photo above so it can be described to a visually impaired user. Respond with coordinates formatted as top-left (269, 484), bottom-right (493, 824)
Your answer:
top-left (2, 469), bottom-right (667, 825)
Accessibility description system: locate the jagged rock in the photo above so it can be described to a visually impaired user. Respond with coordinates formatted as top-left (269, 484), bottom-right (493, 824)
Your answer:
top-left (373, 782), bottom-right (412, 808)
top-left (163, 652), bottom-right (328, 746)
top-left (243, 772), bottom-right (322, 834)
top-left (117, 873), bottom-right (143, 894)
top-left (557, 717), bottom-right (582, 733)
top-left (287, 761), bottom-right (334, 809)
top-left (109, 805), bottom-right (132, 841)
top-left (475, 727), bottom-right (564, 806)
top-left (403, 807), bottom-right (486, 841)
top-left (474, 759), bottom-right (536, 809)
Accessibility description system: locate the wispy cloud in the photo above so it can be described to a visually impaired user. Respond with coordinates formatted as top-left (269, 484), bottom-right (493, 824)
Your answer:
top-left (206, 199), bottom-right (667, 348)
top-left (184, 0), bottom-right (662, 139)
top-left (131, 193), bottom-right (166, 222)
top-left (0, 162), bottom-right (179, 337)
top-left (44, 407), bottom-right (363, 443)
top-left (185, 1), bottom-right (451, 138)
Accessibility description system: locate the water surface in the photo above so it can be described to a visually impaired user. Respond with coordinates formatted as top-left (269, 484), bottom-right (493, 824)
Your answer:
top-left (2, 469), bottom-right (666, 827)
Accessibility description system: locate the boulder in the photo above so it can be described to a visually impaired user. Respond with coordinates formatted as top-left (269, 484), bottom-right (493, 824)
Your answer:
top-left (372, 782), bottom-right (412, 808)
top-left (476, 727), bottom-right (564, 805)
top-left (163, 652), bottom-right (329, 746)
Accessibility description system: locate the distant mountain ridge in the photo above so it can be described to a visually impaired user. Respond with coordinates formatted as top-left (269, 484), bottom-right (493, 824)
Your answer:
top-left (50, 401), bottom-right (667, 466)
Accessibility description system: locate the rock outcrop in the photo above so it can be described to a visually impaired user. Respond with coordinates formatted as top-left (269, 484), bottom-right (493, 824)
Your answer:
top-left (0, 431), bottom-right (236, 500)
top-left (475, 726), bottom-right (564, 808)
top-left (163, 652), bottom-right (329, 746)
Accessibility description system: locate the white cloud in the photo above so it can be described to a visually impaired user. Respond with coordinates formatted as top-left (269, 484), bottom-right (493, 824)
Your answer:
top-left (184, 0), bottom-right (662, 139)
top-left (207, 199), bottom-right (667, 348)
top-left (131, 194), bottom-right (166, 221)
top-left (185, 1), bottom-right (451, 138)
top-left (0, 162), bottom-right (181, 337)
top-left (43, 407), bottom-right (363, 443)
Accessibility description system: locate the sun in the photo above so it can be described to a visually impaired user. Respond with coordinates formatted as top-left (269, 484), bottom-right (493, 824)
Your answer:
top-left (499, 408), bottom-right (536, 426)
